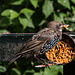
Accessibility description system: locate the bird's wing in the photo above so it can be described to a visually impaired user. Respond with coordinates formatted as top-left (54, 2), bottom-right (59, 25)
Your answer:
top-left (15, 28), bottom-right (59, 56)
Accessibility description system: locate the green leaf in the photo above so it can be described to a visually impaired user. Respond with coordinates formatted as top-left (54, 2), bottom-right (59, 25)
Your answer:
top-left (23, 70), bottom-right (35, 75)
top-left (71, 0), bottom-right (75, 3)
top-left (43, 67), bottom-right (51, 75)
top-left (66, 11), bottom-right (71, 16)
top-left (54, 13), bottom-right (65, 22)
top-left (10, 0), bottom-right (24, 5)
top-left (1, 9), bottom-right (11, 16)
top-left (42, 0), bottom-right (54, 18)
top-left (10, 10), bottom-right (19, 19)
top-left (1, 9), bottom-right (19, 19)
top-left (0, 17), bottom-right (10, 27)
top-left (39, 20), bottom-right (46, 26)
top-left (34, 73), bottom-right (42, 75)
top-left (0, 66), bottom-right (7, 72)
top-left (27, 19), bottom-right (35, 28)
top-left (71, 6), bottom-right (75, 14)
top-left (10, 68), bottom-right (21, 75)
top-left (54, 13), bottom-right (60, 21)
top-left (20, 8), bottom-right (34, 19)
top-left (43, 65), bottom-right (63, 75)
top-left (19, 17), bottom-right (27, 29)
top-left (30, 0), bottom-right (38, 8)
top-left (57, 0), bottom-right (70, 9)
top-left (69, 24), bottom-right (75, 31)
top-left (0, 30), bottom-right (9, 33)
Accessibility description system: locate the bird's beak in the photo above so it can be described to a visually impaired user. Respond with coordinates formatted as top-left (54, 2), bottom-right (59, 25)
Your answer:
top-left (61, 24), bottom-right (69, 29)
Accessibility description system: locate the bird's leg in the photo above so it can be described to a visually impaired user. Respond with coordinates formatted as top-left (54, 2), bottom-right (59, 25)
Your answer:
top-left (40, 58), bottom-right (51, 69)
top-left (34, 55), bottom-right (50, 69)
top-left (34, 54), bottom-right (44, 64)
top-left (48, 60), bottom-right (61, 65)
top-left (40, 58), bottom-right (54, 64)
top-left (40, 58), bottom-right (60, 69)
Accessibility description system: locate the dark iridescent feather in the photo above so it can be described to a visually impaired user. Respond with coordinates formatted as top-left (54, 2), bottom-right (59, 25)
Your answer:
top-left (40, 36), bottom-right (60, 53)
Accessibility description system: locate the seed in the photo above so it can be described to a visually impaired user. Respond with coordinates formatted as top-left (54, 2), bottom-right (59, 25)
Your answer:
top-left (45, 39), bottom-right (75, 64)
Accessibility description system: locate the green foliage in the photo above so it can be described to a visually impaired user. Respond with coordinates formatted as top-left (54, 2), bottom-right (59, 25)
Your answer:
top-left (10, 0), bottom-right (24, 5)
top-left (10, 68), bottom-right (21, 75)
top-left (20, 8), bottom-right (34, 19)
top-left (42, 0), bottom-right (54, 18)
top-left (0, 66), bottom-right (6, 72)
top-left (30, 0), bottom-right (38, 8)
top-left (57, 0), bottom-right (70, 9)
top-left (0, 0), bottom-right (75, 33)
top-left (1, 9), bottom-right (19, 19)
top-left (19, 16), bottom-right (28, 29)
top-left (42, 65), bottom-right (63, 75)
top-left (0, 30), bottom-right (9, 33)
top-left (0, 61), bottom-right (63, 75)
top-left (0, 0), bottom-right (75, 74)
top-left (71, 0), bottom-right (75, 3)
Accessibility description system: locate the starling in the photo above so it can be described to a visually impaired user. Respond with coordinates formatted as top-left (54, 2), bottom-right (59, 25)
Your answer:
top-left (9, 21), bottom-right (69, 66)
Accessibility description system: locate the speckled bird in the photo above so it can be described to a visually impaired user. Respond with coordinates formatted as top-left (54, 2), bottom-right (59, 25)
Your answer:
top-left (9, 21), bottom-right (69, 66)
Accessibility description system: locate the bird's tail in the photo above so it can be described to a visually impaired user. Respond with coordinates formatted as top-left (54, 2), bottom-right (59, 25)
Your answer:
top-left (9, 55), bottom-right (21, 65)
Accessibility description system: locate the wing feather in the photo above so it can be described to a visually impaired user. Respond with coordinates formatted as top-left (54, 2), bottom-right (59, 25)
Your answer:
top-left (14, 28), bottom-right (56, 56)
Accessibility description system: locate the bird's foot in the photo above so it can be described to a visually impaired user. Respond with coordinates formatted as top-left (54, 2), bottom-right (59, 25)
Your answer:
top-left (34, 55), bottom-right (50, 68)
top-left (34, 54), bottom-right (44, 64)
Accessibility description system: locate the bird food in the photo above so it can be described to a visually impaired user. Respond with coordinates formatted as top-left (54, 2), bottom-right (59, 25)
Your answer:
top-left (45, 37), bottom-right (75, 64)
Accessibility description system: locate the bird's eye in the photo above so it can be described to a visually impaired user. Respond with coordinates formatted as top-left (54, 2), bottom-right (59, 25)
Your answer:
top-left (59, 24), bottom-right (61, 26)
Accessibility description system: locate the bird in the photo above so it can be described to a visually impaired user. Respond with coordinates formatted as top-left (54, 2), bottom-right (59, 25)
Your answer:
top-left (9, 21), bottom-right (69, 66)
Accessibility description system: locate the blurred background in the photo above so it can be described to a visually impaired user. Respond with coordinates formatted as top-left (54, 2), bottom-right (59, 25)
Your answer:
top-left (0, 0), bottom-right (75, 75)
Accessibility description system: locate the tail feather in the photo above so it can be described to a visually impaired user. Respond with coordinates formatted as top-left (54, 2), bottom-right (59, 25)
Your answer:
top-left (9, 55), bottom-right (21, 65)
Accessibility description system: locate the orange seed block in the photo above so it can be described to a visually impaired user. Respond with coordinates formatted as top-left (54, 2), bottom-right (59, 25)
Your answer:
top-left (45, 40), bottom-right (75, 64)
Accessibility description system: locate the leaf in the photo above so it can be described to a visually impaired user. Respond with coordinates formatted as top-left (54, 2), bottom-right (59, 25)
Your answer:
top-left (10, 0), bottom-right (24, 5)
top-left (10, 68), bottom-right (21, 75)
top-left (10, 10), bottom-right (19, 19)
top-left (19, 17), bottom-right (27, 29)
top-left (27, 19), bottom-right (35, 28)
top-left (43, 65), bottom-right (63, 75)
top-left (0, 66), bottom-right (6, 72)
top-left (23, 70), bottom-right (35, 75)
top-left (42, 0), bottom-right (54, 18)
top-left (39, 20), bottom-right (46, 26)
top-left (0, 17), bottom-right (10, 27)
top-left (59, 13), bottom-right (65, 21)
top-left (1, 9), bottom-right (19, 19)
top-left (1, 9), bottom-right (11, 16)
top-left (34, 73), bottom-right (42, 75)
top-left (0, 30), bottom-right (9, 33)
top-left (71, 6), bottom-right (75, 14)
top-left (54, 13), bottom-right (60, 21)
top-left (66, 11), bottom-right (71, 16)
top-left (57, 0), bottom-right (70, 9)
top-left (30, 0), bottom-right (38, 8)
top-left (54, 13), bottom-right (65, 22)
top-left (69, 24), bottom-right (75, 31)
top-left (20, 8), bottom-right (34, 19)
top-left (71, 0), bottom-right (75, 3)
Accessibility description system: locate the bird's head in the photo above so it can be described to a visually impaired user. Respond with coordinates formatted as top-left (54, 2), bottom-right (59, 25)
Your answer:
top-left (47, 21), bottom-right (69, 32)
